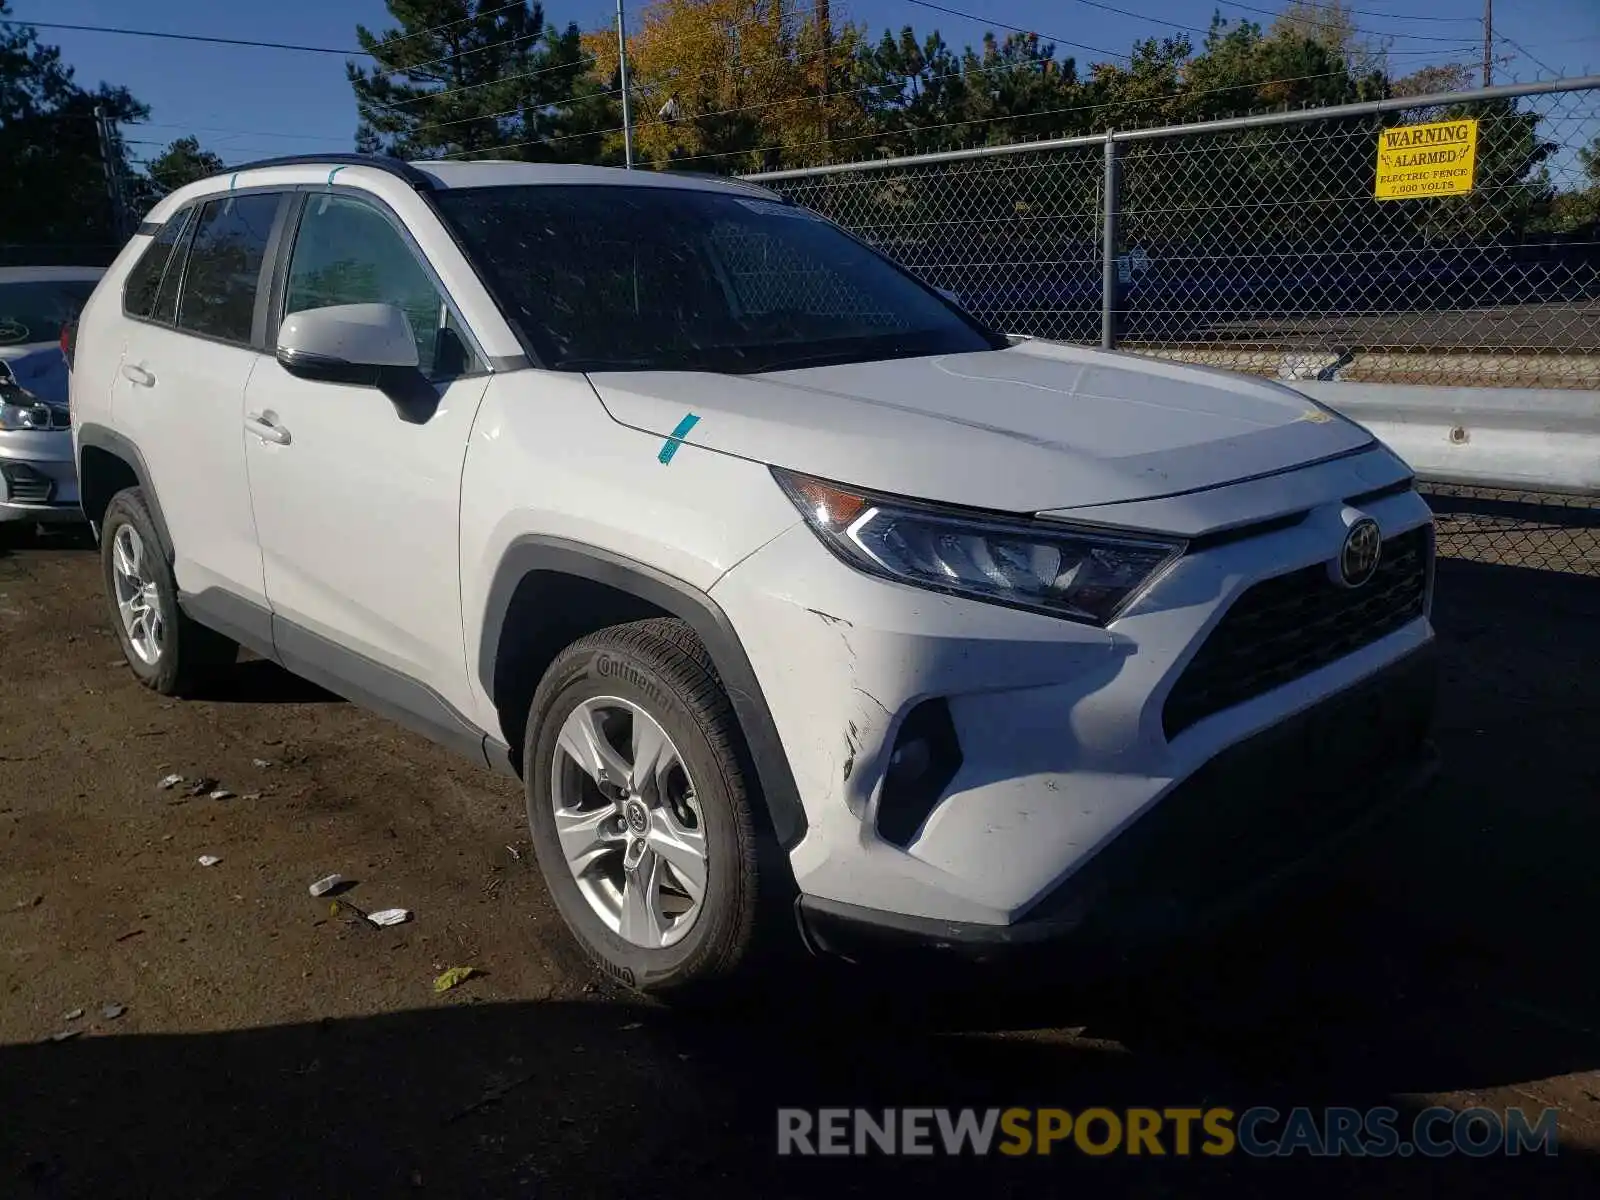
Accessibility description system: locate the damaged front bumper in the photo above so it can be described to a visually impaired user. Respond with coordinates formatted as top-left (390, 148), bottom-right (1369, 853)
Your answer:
top-left (793, 644), bottom-right (1441, 965)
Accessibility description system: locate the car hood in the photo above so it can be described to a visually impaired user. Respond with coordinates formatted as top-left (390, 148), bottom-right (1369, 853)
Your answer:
top-left (585, 339), bottom-right (1373, 513)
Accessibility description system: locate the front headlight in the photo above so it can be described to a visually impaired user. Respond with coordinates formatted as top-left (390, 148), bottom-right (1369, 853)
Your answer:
top-left (0, 399), bottom-right (51, 431)
top-left (773, 468), bottom-right (1184, 625)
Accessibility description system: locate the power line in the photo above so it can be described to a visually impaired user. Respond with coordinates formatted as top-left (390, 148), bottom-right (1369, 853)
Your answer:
top-left (2, 2), bottom-right (557, 64)
top-left (1495, 31), bottom-right (1562, 80)
top-left (899, 2), bottom-right (1134, 63)
top-left (1210, 1), bottom-right (1484, 40)
top-left (909, 0), bottom-right (1478, 48)
top-left (0, 18), bottom-right (358, 56)
top-left (127, 121), bottom-right (354, 144)
top-left (1217, 2), bottom-right (1480, 22)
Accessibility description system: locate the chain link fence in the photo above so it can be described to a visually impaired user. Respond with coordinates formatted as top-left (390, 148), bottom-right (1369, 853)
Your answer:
top-left (753, 77), bottom-right (1600, 389)
top-left (1421, 484), bottom-right (1599, 575)
top-left (749, 76), bottom-right (1600, 576)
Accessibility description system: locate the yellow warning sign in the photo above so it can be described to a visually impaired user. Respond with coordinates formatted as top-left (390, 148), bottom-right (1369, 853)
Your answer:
top-left (1375, 118), bottom-right (1479, 200)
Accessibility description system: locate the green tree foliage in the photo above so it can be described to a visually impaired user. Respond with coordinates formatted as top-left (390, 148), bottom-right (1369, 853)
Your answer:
top-left (0, 0), bottom-right (146, 259)
top-left (145, 136), bottom-right (226, 195)
top-left (349, 0), bottom-right (618, 162)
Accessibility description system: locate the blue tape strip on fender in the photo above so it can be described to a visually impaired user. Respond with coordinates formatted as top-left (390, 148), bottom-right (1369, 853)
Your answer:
top-left (658, 412), bottom-right (701, 465)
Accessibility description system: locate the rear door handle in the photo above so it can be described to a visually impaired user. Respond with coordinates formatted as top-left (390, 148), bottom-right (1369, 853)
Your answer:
top-left (244, 412), bottom-right (291, 445)
top-left (120, 364), bottom-right (155, 387)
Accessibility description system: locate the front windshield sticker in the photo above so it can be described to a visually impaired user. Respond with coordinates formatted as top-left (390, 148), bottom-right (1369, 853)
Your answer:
top-left (734, 198), bottom-right (824, 221)
top-left (0, 319), bottom-right (30, 344)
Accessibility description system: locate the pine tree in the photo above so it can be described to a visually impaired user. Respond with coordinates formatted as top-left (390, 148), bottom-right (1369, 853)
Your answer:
top-left (348, 0), bottom-right (619, 162)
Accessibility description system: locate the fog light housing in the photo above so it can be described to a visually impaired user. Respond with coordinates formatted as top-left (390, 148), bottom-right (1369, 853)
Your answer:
top-left (875, 698), bottom-right (963, 848)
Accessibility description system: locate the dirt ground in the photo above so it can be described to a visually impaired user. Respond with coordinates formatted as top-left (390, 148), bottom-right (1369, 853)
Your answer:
top-left (2, 524), bottom-right (1599, 1198)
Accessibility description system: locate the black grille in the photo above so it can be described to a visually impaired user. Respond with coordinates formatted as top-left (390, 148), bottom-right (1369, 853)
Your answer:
top-left (0, 463), bottom-right (53, 504)
top-left (1162, 525), bottom-right (1431, 738)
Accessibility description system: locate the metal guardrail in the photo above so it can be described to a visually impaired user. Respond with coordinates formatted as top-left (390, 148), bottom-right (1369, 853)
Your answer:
top-left (1288, 383), bottom-right (1600, 496)
top-left (748, 76), bottom-right (1600, 392)
top-left (1293, 381), bottom-right (1600, 573)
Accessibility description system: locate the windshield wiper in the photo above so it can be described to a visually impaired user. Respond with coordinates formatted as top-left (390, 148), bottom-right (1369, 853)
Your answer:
top-left (558, 357), bottom-right (661, 372)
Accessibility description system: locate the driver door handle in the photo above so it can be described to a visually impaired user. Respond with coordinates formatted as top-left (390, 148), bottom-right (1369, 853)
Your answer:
top-left (244, 412), bottom-right (291, 445)
top-left (120, 364), bottom-right (156, 388)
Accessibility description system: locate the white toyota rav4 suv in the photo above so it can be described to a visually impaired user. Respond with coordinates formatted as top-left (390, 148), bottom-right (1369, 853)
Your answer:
top-left (69, 156), bottom-right (1438, 993)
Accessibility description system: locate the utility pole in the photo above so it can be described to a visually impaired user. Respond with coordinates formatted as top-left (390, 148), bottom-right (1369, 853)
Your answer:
top-left (616, 0), bottom-right (634, 168)
top-left (1482, 0), bottom-right (1493, 88)
top-left (93, 105), bottom-right (129, 242)
top-left (817, 0), bottom-right (832, 146)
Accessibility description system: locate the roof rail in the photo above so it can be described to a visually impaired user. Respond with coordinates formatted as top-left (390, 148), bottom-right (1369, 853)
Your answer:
top-left (214, 153), bottom-right (437, 190)
top-left (659, 168), bottom-right (781, 198)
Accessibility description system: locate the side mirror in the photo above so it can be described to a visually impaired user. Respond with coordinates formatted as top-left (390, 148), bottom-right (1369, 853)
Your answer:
top-left (277, 303), bottom-right (420, 384)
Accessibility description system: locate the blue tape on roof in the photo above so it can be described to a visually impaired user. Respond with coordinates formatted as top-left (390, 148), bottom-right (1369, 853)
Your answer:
top-left (658, 413), bottom-right (701, 465)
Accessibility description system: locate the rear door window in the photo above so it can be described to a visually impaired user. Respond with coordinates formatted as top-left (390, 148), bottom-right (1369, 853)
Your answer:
top-left (175, 194), bottom-right (282, 345)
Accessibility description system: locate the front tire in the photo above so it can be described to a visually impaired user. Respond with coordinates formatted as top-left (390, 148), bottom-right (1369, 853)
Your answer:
top-left (525, 618), bottom-right (760, 996)
top-left (101, 488), bottom-right (237, 696)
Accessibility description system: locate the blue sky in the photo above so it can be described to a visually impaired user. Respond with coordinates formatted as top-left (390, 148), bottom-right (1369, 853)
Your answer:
top-left (15, 0), bottom-right (1600, 167)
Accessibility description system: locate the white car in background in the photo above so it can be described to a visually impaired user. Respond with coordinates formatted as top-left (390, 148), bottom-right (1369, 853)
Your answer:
top-left (68, 158), bottom-right (1439, 995)
top-left (0, 266), bottom-right (102, 530)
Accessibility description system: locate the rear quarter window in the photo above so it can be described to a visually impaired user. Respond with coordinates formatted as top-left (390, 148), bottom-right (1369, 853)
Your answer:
top-left (123, 208), bottom-right (195, 320)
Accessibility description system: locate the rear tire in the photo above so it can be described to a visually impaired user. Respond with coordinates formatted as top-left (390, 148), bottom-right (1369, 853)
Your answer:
top-left (525, 618), bottom-right (761, 998)
top-left (101, 488), bottom-right (237, 696)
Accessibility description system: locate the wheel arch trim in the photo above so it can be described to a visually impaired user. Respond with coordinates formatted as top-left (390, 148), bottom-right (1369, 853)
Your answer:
top-left (478, 537), bottom-right (808, 850)
top-left (76, 424), bottom-right (174, 562)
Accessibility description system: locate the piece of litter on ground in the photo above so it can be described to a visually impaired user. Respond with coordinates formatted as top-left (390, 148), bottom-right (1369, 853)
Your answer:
top-left (433, 966), bottom-right (478, 993)
top-left (102, 1003), bottom-right (126, 1020)
top-left (505, 845), bottom-right (521, 861)
top-left (619, 1022), bottom-right (643, 1031)
top-left (367, 908), bottom-right (411, 927)
top-left (157, 774), bottom-right (184, 790)
top-left (308, 874), bottom-right (344, 898)
top-left (197, 855), bottom-right (221, 867)
top-left (114, 929), bottom-right (143, 943)
top-left (209, 789), bottom-right (234, 801)
top-left (49, 1029), bottom-right (81, 1042)
top-left (186, 778), bottom-right (219, 797)
top-left (63, 1008), bottom-right (84, 1021)
top-left (252, 758), bottom-right (272, 769)
top-left (240, 793), bottom-right (261, 802)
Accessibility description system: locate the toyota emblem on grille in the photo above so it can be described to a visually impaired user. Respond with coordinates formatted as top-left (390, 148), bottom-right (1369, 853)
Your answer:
top-left (1338, 517), bottom-right (1383, 588)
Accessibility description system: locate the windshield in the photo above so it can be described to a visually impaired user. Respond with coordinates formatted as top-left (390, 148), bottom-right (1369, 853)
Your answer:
top-left (0, 280), bottom-right (97, 347)
top-left (432, 184), bottom-right (1003, 373)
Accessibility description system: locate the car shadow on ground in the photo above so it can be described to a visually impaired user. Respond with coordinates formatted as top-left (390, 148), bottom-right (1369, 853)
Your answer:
top-left (194, 655), bottom-right (345, 706)
top-left (2, 971), bottom-right (1596, 1199)
top-left (0, 522), bottom-right (94, 558)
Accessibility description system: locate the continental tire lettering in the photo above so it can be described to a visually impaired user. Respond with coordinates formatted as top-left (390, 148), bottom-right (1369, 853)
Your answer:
top-left (594, 653), bottom-right (664, 701)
